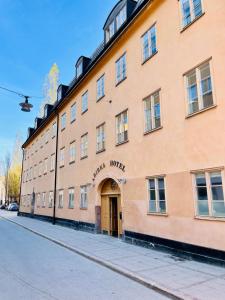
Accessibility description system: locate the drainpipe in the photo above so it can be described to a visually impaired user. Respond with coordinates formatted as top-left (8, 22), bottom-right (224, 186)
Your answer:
top-left (53, 110), bottom-right (59, 225)
top-left (18, 148), bottom-right (25, 213)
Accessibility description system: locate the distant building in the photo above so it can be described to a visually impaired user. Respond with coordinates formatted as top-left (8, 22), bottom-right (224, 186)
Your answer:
top-left (20, 0), bottom-right (225, 261)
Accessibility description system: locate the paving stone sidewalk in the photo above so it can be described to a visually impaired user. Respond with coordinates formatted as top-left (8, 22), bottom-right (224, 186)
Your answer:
top-left (1, 211), bottom-right (225, 300)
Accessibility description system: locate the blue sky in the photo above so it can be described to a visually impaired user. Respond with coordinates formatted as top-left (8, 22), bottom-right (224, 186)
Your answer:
top-left (0, 0), bottom-right (117, 163)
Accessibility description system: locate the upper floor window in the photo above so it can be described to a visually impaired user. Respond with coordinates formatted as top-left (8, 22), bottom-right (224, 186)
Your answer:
top-left (185, 60), bottom-right (213, 115)
top-left (148, 177), bottom-right (166, 214)
top-left (69, 188), bottom-right (75, 209)
top-left (194, 171), bottom-right (225, 217)
top-left (81, 133), bottom-right (88, 159)
top-left (142, 25), bottom-right (157, 63)
top-left (80, 185), bottom-right (88, 209)
top-left (59, 148), bottom-right (65, 167)
top-left (77, 62), bottom-right (83, 78)
top-left (97, 75), bottom-right (105, 101)
top-left (69, 142), bottom-right (76, 163)
top-left (180, 0), bottom-right (203, 28)
top-left (82, 91), bottom-right (88, 113)
top-left (116, 53), bottom-right (126, 85)
top-left (116, 110), bottom-right (128, 144)
top-left (96, 123), bottom-right (105, 153)
top-left (106, 21), bottom-right (115, 42)
top-left (61, 113), bottom-right (66, 131)
top-left (44, 158), bottom-right (48, 174)
top-left (58, 190), bottom-right (64, 209)
top-left (116, 5), bottom-right (126, 30)
top-left (50, 153), bottom-right (55, 171)
top-left (45, 130), bottom-right (49, 144)
top-left (39, 161), bottom-right (42, 177)
top-left (42, 192), bottom-right (46, 208)
top-left (143, 90), bottom-right (161, 133)
top-left (52, 122), bottom-right (57, 138)
top-left (70, 103), bottom-right (76, 123)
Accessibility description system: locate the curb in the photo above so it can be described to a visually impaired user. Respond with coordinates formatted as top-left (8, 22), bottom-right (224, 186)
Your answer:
top-left (1, 215), bottom-right (188, 300)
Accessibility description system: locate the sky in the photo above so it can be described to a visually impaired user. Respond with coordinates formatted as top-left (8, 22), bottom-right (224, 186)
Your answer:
top-left (0, 0), bottom-right (117, 165)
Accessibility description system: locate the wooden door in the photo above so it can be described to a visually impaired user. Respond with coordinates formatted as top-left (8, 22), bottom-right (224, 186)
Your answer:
top-left (101, 196), bottom-right (110, 234)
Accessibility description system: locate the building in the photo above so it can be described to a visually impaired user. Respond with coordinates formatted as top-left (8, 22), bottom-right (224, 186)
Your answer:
top-left (20, 0), bottom-right (225, 261)
top-left (0, 176), bottom-right (5, 204)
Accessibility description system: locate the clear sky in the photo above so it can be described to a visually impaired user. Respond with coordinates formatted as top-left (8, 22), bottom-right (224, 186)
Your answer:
top-left (0, 0), bottom-right (117, 164)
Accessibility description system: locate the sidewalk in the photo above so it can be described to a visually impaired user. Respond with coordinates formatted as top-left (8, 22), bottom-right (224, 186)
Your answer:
top-left (1, 211), bottom-right (225, 300)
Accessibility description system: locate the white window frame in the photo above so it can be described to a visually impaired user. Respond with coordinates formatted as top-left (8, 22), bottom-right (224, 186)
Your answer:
top-left (39, 161), bottom-right (42, 177)
top-left (179, 0), bottom-right (204, 28)
top-left (49, 191), bottom-right (54, 208)
top-left (80, 133), bottom-right (88, 159)
top-left (45, 129), bottom-right (49, 144)
top-left (184, 60), bottom-right (214, 115)
top-left (44, 158), bottom-right (48, 174)
top-left (42, 192), bottom-right (46, 208)
top-left (96, 123), bottom-right (105, 153)
top-left (143, 90), bottom-right (161, 133)
top-left (80, 185), bottom-right (88, 209)
top-left (77, 62), bottom-right (83, 78)
top-left (52, 122), bottom-right (57, 138)
top-left (193, 170), bottom-right (225, 218)
top-left (69, 142), bottom-right (76, 163)
top-left (59, 148), bottom-right (65, 167)
top-left (69, 188), bottom-right (75, 209)
top-left (142, 24), bottom-right (157, 63)
top-left (70, 103), bottom-right (76, 123)
top-left (81, 91), bottom-right (88, 113)
top-left (147, 176), bottom-right (167, 214)
top-left (58, 190), bottom-right (64, 209)
top-left (50, 153), bottom-right (55, 171)
top-left (116, 5), bottom-right (127, 30)
top-left (106, 21), bottom-right (115, 42)
top-left (97, 75), bottom-right (105, 101)
top-left (61, 113), bottom-right (66, 131)
top-left (115, 53), bottom-right (126, 85)
top-left (116, 110), bottom-right (128, 144)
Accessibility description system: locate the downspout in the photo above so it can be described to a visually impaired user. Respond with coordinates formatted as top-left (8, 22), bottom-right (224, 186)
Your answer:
top-left (18, 148), bottom-right (25, 213)
top-left (53, 110), bottom-right (59, 225)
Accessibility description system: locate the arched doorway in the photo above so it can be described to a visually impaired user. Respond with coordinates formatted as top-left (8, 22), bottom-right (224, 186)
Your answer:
top-left (100, 178), bottom-right (122, 237)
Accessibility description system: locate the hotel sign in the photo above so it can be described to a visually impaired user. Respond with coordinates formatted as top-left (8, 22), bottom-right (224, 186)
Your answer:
top-left (93, 160), bottom-right (126, 181)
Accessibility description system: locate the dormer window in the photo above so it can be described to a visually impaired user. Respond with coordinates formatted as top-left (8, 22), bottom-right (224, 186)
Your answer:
top-left (106, 21), bottom-right (115, 43)
top-left (116, 5), bottom-right (127, 30)
top-left (77, 61), bottom-right (83, 78)
top-left (44, 106), bottom-right (48, 118)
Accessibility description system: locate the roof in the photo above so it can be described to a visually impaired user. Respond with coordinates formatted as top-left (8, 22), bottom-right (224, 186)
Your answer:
top-left (23, 0), bottom-right (151, 148)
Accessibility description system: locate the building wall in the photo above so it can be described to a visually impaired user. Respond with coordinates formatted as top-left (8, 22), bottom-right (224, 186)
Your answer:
top-left (20, 0), bottom-right (225, 251)
top-left (0, 177), bottom-right (5, 204)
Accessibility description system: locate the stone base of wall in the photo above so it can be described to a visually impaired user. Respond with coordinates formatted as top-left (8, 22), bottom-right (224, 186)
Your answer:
top-left (17, 211), bottom-right (95, 233)
top-left (124, 230), bottom-right (225, 266)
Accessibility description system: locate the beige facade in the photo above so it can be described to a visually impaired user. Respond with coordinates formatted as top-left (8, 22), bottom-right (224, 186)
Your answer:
top-left (0, 176), bottom-right (5, 204)
top-left (20, 0), bottom-right (225, 255)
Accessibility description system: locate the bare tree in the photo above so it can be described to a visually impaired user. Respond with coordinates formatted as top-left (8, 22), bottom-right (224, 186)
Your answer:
top-left (3, 152), bottom-right (11, 204)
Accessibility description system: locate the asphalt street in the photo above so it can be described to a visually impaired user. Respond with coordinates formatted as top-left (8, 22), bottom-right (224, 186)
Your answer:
top-left (0, 217), bottom-right (169, 300)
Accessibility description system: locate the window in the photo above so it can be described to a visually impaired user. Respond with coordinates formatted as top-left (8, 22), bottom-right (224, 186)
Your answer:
top-left (106, 21), bottom-right (115, 42)
top-left (42, 192), bottom-right (46, 208)
top-left (80, 186), bottom-right (88, 209)
top-left (39, 161), bottom-right (42, 177)
top-left (77, 62), bottom-right (83, 78)
top-left (45, 129), bottom-right (49, 144)
top-left (82, 91), bottom-right (88, 113)
top-left (81, 133), bottom-right (88, 159)
top-left (50, 154), bottom-right (55, 171)
top-left (70, 103), bottom-right (76, 123)
top-left (58, 190), bottom-right (64, 208)
top-left (69, 188), bottom-right (75, 209)
top-left (143, 91), bottom-right (161, 133)
top-left (116, 6), bottom-right (126, 30)
top-left (37, 193), bottom-right (41, 208)
top-left (30, 167), bottom-right (33, 181)
top-left (180, 0), bottom-right (203, 27)
top-left (148, 177), bottom-right (166, 214)
top-left (33, 165), bottom-right (37, 179)
top-left (195, 171), bottom-right (225, 217)
top-left (97, 75), bottom-right (105, 100)
top-left (44, 158), bottom-right (48, 174)
top-left (69, 142), bottom-right (76, 163)
top-left (142, 25), bottom-right (157, 62)
top-left (52, 122), bottom-right (57, 138)
top-left (185, 61), bottom-right (213, 115)
top-left (116, 110), bottom-right (128, 144)
top-left (59, 148), bottom-right (65, 167)
top-left (96, 124), bottom-right (105, 152)
top-left (116, 53), bottom-right (126, 84)
top-left (61, 113), bottom-right (66, 130)
top-left (49, 191), bottom-right (54, 208)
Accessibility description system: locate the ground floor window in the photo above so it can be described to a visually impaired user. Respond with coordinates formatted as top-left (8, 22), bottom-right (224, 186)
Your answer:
top-left (80, 186), bottom-right (88, 209)
top-left (194, 171), bottom-right (225, 217)
top-left (49, 191), bottom-right (53, 208)
top-left (148, 177), bottom-right (166, 214)
top-left (69, 188), bottom-right (75, 209)
top-left (58, 190), bottom-right (64, 208)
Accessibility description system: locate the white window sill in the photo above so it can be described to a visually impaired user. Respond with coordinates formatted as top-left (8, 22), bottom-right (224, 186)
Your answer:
top-left (147, 212), bottom-right (168, 217)
top-left (195, 216), bottom-right (225, 222)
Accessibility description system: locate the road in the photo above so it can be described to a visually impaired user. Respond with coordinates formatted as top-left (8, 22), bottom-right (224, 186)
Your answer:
top-left (0, 217), bottom-right (169, 300)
